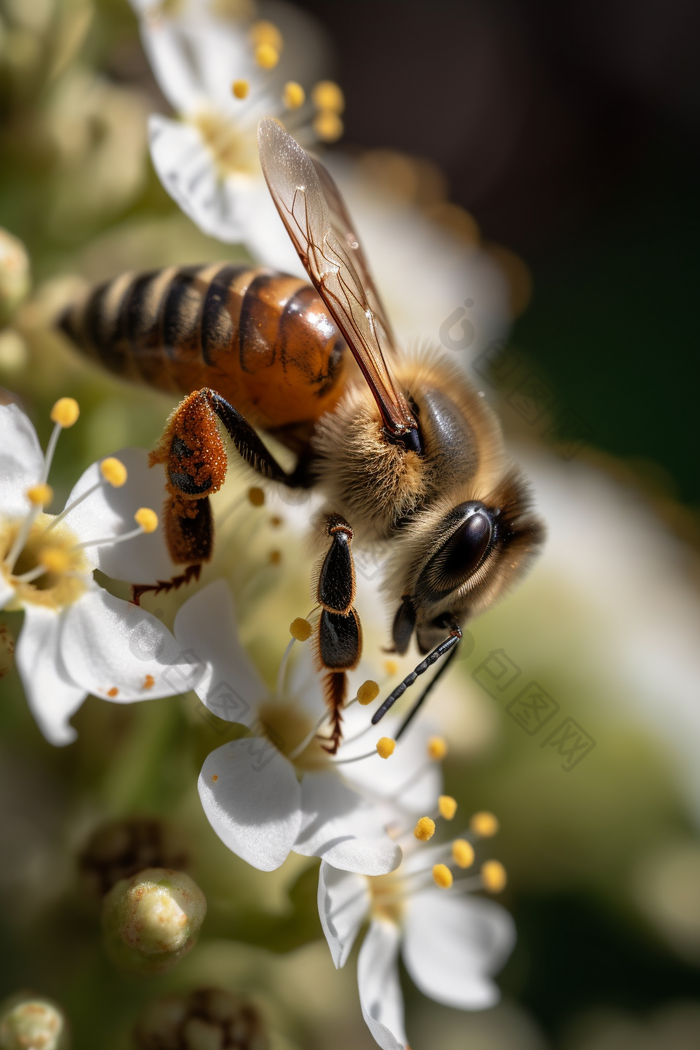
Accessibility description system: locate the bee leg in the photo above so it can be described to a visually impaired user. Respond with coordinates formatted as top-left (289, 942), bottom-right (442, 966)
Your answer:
top-left (315, 516), bottom-right (362, 754)
top-left (370, 627), bottom-right (463, 727)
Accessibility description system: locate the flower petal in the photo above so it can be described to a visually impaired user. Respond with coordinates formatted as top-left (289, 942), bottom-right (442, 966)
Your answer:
top-left (61, 589), bottom-right (205, 701)
top-left (357, 919), bottom-right (407, 1050)
top-left (15, 604), bottom-right (85, 746)
top-left (135, 12), bottom-right (207, 113)
top-left (0, 404), bottom-right (44, 518)
top-left (199, 738), bottom-right (302, 871)
top-left (174, 580), bottom-right (265, 727)
top-left (0, 576), bottom-right (16, 611)
top-left (62, 447), bottom-right (174, 581)
top-left (317, 860), bottom-right (370, 969)
top-left (402, 891), bottom-right (515, 1010)
top-left (295, 771), bottom-right (402, 875)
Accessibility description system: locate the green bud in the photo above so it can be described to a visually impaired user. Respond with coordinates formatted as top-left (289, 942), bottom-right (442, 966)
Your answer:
top-left (102, 868), bottom-right (206, 975)
top-left (78, 817), bottom-right (190, 903)
top-left (134, 988), bottom-right (269, 1050)
top-left (0, 230), bottom-right (30, 327)
top-left (0, 992), bottom-right (69, 1050)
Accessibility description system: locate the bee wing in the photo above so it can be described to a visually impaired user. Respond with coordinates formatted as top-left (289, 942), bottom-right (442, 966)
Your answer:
top-left (258, 118), bottom-right (418, 439)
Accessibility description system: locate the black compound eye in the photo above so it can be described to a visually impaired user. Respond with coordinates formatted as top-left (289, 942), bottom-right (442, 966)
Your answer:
top-left (420, 502), bottom-right (495, 596)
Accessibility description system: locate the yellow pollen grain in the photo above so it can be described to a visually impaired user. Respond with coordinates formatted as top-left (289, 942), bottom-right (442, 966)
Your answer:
top-left (481, 860), bottom-right (507, 893)
top-left (383, 658), bottom-right (399, 676)
top-left (143, 674), bottom-right (155, 690)
top-left (135, 508), bottom-right (158, 533)
top-left (100, 457), bottom-right (127, 487)
top-left (312, 80), bottom-right (345, 114)
top-left (269, 549), bottom-right (282, 564)
top-left (107, 687), bottom-right (119, 698)
top-left (438, 795), bottom-right (457, 820)
top-left (26, 484), bottom-right (53, 507)
top-left (470, 811), bottom-right (499, 838)
top-left (290, 617), bottom-right (312, 642)
top-left (427, 736), bottom-right (447, 761)
top-left (250, 19), bottom-right (283, 52)
top-left (432, 863), bottom-right (453, 889)
top-left (50, 397), bottom-right (80, 428)
top-left (313, 110), bottom-right (343, 143)
top-left (248, 486), bottom-right (265, 507)
top-left (38, 547), bottom-right (70, 574)
top-left (452, 838), bottom-right (474, 869)
top-left (357, 680), bottom-right (379, 705)
top-left (255, 43), bottom-right (279, 70)
top-left (232, 79), bottom-right (250, 99)
top-left (212, 773), bottom-right (219, 782)
top-left (376, 737), bottom-right (395, 759)
top-left (413, 816), bottom-right (436, 841)
top-left (283, 81), bottom-right (305, 110)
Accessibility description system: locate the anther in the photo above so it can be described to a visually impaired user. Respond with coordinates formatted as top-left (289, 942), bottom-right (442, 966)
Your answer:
top-left (100, 457), bottom-right (127, 487)
top-left (255, 43), bottom-right (280, 70)
top-left (290, 617), bottom-right (312, 642)
top-left (312, 80), bottom-right (345, 114)
top-left (250, 19), bottom-right (283, 52)
top-left (232, 79), bottom-right (249, 100)
top-left (452, 839), bottom-right (474, 869)
top-left (427, 736), bottom-right (447, 761)
top-left (481, 860), bottom-right (507, 893)
top-left (470, 811), bottom-right (499, 838)
top-left (432, 863), bottom-right (453, 889)
top-left (413, 816), bottom-right (436, 842)
top-left (283, 81), bottom-right (305, 110)
top-left (248, 486), bottom-right (265, 507)
top-left (384, 658), bottom-right (399, 676)
top-left (50, 397), bottom-right (80, 428)
top-left (39, 548), bottom-right (71, 574)
top-left (376, 737), bottom-right (396, 759)
top-left (313, 111), bottom-right (343, 143)
top-left (357, 680), bottom-right (380, 706)
top-left (26, 483), bottom-right (53, 507)
top-left (135, 508), bottom-right (158, 533)
top-left (438, 795), bottom-right (457, 820)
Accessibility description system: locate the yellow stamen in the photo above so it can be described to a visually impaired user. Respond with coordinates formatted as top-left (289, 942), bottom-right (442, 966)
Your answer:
top-left (26, 484), bottom-right (53, 507)
top-left (38, 547), bottom-right (71, 574)
top-left (250, 19), bottom-right (283, 52)
top-left (470, 811), bottom-right (499, 838)
top-left (312, 80), bottom-right (345, 114)
top-left (413, 816), bottom-right (436, 841)
top-left (290, 617), bottom-right (311, 642)
top-left (248, 486), bottom-right (265, 507)
top-left (438, 795), bottom-right (457, 820)
top-left (376, 737), bottom-right (396, 759)
top-left (432, 863), bottom-right (453, 888)
top-left (427, 736), bottom-right (447, 761)
top-left (283, 81), bottom-right (305, 110)
top-left (452, 839), bottom-right (474, 869)
top-left (313, 111), bottom-right (343, 143)
top-left (357, 680), bottom-right (379, 706)
top-left (232, 79), bottom-right (249, 100)
top-left (383, 658), bottom-right (399, 676)
top-left (134, 508), bottom-right (158, 533)
top-left (50, 397), bottom-right (79, 428)
top-left (481, 860), bottom-right (507, 893)
top-left (255, 43), bottom-right (279, 70)
top-left (100, 457), bottom-right (127, 487)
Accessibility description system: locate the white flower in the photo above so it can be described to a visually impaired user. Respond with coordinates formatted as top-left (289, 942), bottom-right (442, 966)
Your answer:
top-left (0, 400), bottom-right (201, 746)
top-left (317, 807), bottom-right (515, 1050)
top-left (174, 578), bottom-right (445, 874)
top-left (128, 0), bottom-right (339, 267)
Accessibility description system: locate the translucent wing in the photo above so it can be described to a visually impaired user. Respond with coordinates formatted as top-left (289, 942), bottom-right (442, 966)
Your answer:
top-left (258, 118), bottom-right (418, 442)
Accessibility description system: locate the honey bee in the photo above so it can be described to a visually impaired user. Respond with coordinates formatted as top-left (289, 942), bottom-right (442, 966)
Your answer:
top-left (59, 118), bottom-right (545, 752)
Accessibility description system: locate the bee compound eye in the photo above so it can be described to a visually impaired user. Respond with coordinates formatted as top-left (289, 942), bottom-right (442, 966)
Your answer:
top-left (423, 502), bottom-right (494, 595)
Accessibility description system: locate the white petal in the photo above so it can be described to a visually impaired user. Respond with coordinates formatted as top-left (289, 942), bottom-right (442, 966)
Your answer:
top-left (149, 114), bottom-right (257, 244)
top-left (138, 16), bottom-right (206, 113)
top-left (402, 892), bottom-right (515, 1010)
top-left (15, 605), bottom-right (85, 746)
top-left (62, 448), bottom-right (175, 581)
top-left (317, 860), bottom-right (370, 969)
top-left (0, 404), bottom-right (44, 518)
top-left (295, 772), bottom-right (401, 875)
top-left (199, 738), bottom-right (302, 871)
top-left (61, 589), bottom-right (205, 700)
top-left (174, 580), bottom-right (264, 727)
top-left (0, 576), bottom-right (16, 611)
top-left (357, 919), bottom-right (407, 1050)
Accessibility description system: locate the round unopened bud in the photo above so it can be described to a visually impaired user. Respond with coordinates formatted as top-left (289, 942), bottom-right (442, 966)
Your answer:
top-left (103, 868), bottom-right (206, 974)
top-left (78, 817), bottom-right (190, 901)
top-left (0, 229), bottom-right (31, 325)
top-left (0, 992), bottom-right (69, 1050)
top-left (134, 988), bottom-right (269, 1050)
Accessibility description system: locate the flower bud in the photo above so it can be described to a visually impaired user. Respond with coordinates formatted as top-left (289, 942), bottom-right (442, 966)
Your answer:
top-left (102, 868), bottom-right (206, 975)
top-left (0, 229), bottom-right (30, 326)
top-left (78, 817), bottom-right (190, 902)
top-left (0, 993), bottom-right (69, 1050)
top-left (134, 988), bottom-right (269, 1050)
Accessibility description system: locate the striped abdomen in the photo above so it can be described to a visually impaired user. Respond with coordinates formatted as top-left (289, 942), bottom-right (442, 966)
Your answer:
top-left (59, 263), bottom-right (348, 432)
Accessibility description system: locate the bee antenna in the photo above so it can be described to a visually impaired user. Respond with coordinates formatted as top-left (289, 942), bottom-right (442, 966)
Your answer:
top-left (371, 627), bottom-right (462, 725)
